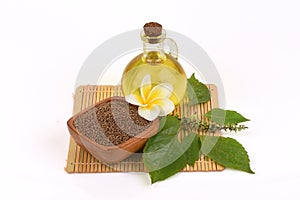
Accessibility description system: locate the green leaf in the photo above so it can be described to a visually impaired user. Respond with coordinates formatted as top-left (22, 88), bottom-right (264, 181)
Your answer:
top-left (143, 116), bottom-right (201, 183)
top-left (157, 116), bottom-right (180, 133)
top-left (185, 134), bottom-right (201, 166)
top-left (205, 108), bottom-right (250, 125)
top-left (147, 151), bottom-right (187, 184)
top-left (201, 136), bottom-right (254, 174)
top-left (187, 73), bottom-right (211, 105)
top-left (144, 116), bottom-right (180, 154)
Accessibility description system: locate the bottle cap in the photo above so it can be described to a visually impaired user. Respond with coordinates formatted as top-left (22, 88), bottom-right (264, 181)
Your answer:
top-left (143, 22), bottom-right (162, 37)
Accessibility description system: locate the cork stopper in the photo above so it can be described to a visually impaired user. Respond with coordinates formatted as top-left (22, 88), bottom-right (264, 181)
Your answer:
top-left (143, 22), bottom-right (162, 37)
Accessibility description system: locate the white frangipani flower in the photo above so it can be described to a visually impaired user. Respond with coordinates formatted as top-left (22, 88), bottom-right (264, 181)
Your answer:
top-left (125, 74), bottom-right (175, 121)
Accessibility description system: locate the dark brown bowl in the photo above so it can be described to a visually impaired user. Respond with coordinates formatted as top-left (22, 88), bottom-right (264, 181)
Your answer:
top-left (67, 96), bottom-right (159, 163)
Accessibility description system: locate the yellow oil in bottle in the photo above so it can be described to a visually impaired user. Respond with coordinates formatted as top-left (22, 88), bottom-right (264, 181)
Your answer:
top-left (122, 51), bottom-right (187, 105)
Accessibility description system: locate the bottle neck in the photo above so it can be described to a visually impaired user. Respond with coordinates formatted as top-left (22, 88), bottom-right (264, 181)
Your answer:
top-left (141, 30), bottom-right (166, 64)
top-left (142, 41), bottom-right (166, 63)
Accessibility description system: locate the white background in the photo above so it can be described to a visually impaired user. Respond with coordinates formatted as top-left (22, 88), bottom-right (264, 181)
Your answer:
top-left (1, 0), bottom-right (300, 199)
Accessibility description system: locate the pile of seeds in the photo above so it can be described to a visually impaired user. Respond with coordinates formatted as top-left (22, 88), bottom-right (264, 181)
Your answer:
top-left (73, 99), bottom-right (152, 146)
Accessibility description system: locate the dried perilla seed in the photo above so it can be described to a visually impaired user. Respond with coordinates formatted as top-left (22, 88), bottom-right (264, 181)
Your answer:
top-left (74, 100), bottom-right (152, 146)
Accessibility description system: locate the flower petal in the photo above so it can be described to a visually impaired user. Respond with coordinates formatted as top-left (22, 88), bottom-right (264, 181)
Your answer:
top-left (125, 94), bottom-right (143, 106)
top-left (149, 97), bottom-right (175, 116)
top-left (140, 74), bottom-right (152, 102)
top-left (141, 74), bottom-right (151, 86)
top-left (138, 104), bottom-right (160, 121)
top-left (147, 83), bottom-right (173, 101)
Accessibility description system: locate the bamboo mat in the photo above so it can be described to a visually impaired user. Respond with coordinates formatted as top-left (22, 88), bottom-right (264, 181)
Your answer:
top-left (65, 85), bottom-right (224, 173)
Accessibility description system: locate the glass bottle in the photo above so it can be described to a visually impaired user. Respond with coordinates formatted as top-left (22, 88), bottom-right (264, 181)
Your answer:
top-left (121, 22), bottom-right (187, 105)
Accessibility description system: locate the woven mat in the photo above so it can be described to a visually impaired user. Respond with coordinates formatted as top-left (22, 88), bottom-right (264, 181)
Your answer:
top-left (65, 85), bottom-right (224, 173)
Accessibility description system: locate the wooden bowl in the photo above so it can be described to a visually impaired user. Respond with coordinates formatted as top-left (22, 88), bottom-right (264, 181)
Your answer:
top-left (67, 96), bottom-right (159, 164)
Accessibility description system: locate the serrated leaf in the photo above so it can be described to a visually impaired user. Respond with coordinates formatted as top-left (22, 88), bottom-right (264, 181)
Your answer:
top-left (201, 136), bottom-right (254, 174)
top-left (143, 116), bottom-right (180, 154)
top-left (146, 134), bottom-right (199, 183)
top-left (148, 152), bottom-right (187, 184)
top-left (205, 108), bottom-right (250, 125)
top-left (187, 73), bottom-right (211, 105)
top-left (185, 134), bottom-right (201, 166)
top-left (157, 116), bottom-right (180, 133)
top-left (143, 116), bottom-right (201, 183)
